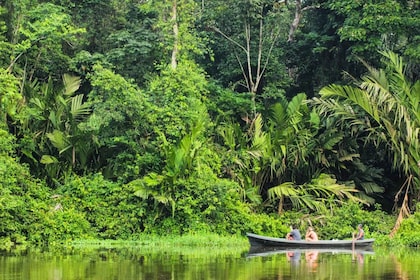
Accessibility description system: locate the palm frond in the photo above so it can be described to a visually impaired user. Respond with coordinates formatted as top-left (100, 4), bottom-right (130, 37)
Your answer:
top-left (217, 123), bottom-right (237, 150)
top-left (268, 182), bottom-right (298, 200)
top-left (63, 74), bottom-right (81, 96)
top-left (306, 173), bottom-right (366, 205)
top-left (320, 85), bottom-right (381, 123)
top-left (290, 194), bottom-right (327, 212)
top-left (70, 94), bottom-right (91, 119)
top-left (359, 182), bottom-right (385, 194)
top-left (287, 93), bottom-right (307, 131)
top-left (270, 102), bottom-right (287, 127)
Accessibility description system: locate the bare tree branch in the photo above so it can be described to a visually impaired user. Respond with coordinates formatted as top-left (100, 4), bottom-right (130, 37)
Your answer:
top-left (210, 26), bottom-right (247, 53)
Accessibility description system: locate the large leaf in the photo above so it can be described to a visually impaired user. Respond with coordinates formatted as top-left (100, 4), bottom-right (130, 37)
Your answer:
top-left (46, 130), bottom-right (71, 153)
top-left (268, 182), bottom-right (298, 200)
top-left (70, 94), bottom-right (91, 120)
top-left (40, 155), bottom-right (59, 164)
top-left (63, 74), bottom-right (81, 96)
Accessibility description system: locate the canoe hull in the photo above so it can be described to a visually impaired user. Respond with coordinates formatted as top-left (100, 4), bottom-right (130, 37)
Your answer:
top-left (246, 233), bottom-right (374, 249)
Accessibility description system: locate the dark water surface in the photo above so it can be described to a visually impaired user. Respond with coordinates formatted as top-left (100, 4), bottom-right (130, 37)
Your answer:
top-left (0, 245), bottom-right (419, 279)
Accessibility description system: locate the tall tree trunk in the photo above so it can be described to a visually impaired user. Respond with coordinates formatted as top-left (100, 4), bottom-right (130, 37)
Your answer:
top-left (171, 0), bottom-right (178, 69)
top-left (288, 0), bottom-right (302, 42)
top-left (287, 1), bottom-right (318, 42)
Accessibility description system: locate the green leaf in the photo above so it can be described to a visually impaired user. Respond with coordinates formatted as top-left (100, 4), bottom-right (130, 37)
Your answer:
top-left (63, 74), bottom-right (81, 96)
top-left (40, 155), bottom-right (59, 164)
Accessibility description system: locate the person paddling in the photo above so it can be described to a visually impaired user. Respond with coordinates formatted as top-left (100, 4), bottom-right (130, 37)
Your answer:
top-left (354, 224), bottom-right (364, 240)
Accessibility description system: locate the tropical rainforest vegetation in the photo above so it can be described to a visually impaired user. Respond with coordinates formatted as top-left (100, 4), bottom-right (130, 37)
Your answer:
top-left (0, 0), bottom-right (418, 246)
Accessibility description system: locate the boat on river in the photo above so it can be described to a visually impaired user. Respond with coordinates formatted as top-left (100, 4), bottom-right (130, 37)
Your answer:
top-left (246, 233), bottom-right (374, 249)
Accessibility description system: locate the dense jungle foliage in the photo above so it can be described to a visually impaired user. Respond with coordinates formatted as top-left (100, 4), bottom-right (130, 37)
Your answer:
top-left (0, 0), bottom-right (419, 246)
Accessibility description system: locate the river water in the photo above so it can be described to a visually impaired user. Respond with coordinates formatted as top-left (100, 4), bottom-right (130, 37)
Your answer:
top-left (0, 245), bottom-right (419, 279)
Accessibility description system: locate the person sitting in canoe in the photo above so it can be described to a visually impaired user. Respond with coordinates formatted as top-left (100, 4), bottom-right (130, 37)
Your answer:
top-left (305, 227), bottom-right (318, 241)
top-left (354, 224), bottom-right (365, 240)
top-left (286, 225), bottom-right (301, 240)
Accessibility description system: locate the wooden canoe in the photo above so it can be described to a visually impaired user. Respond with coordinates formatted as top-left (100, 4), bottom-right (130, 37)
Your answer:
top-left (246, 233), bottom-right (374, 249)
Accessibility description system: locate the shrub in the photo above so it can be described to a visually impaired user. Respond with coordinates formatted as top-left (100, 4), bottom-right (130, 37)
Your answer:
top-left (57, 173), bottom-right (147, 239)
top-left (394, 209), bottom-right (420, 247)
top-left (0, 129), bottom-right (52, 244)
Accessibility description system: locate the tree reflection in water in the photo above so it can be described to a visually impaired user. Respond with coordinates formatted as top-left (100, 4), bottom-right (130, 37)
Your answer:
top-left (0, 246), bottom-right (420, 279)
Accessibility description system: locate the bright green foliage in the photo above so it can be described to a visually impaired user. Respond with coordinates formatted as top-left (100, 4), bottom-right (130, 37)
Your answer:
top-left (216, 115), bottom-right (266, 205)
top-left (395, 207), bottom-right (420, 247)
top-left (0, 0), bottom-right (419, 243)
top-left (128, 108), bottom-right (279, 235)
top-left (248, 213), bottom-right (290, 237)
top-left (8, 2), bottom-right (85, 80)
top-left (147, 61), bottom-right (210, 143)
top-left (0, 128), bottom-right (51, 244)
top-left (130, 113), bottom-right (226, 233)
top-left (133, 168), bottom-right (286, 236)
top-left (0, 68), bottom-right (21, 121)
top-left (14, 74), bottom-right (93, 184)
top-left (266, 93), bottom-right (321, 183)
top-left (130, 114), bottom-right (209, 219)
top-left (57, 173), bottom-right (145, 239)
top-left (84, 64), bottom-right (157, 181)
top-left (30, 207), bottom-right (92, 244)
top-left (327, 0), bottom-right (420, 62)
top-left (156, 175), bottom-right (251, 235)
top-left (45, 75), bottom-right (92, 166)
top-left (86, 65), bottom-right (151, 130)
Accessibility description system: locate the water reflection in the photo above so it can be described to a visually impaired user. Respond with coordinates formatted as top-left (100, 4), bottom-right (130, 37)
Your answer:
top-left (247, 247), bottom-right (374, 258)
top-left (266, 249), bottom-right (368, 272)
top-left (0, 246), bottom-right (419, 279)
top-left (305, 250), bottom-right (318, 271)
top-left (352, 250), bottom-right (365, 265)
top-left (286, 250), bottom-right (301, 265)
top-left (247, 247), bottom-right (379, 278)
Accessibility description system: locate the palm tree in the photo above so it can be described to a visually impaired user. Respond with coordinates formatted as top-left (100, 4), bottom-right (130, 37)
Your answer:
top-left (129, 110), bottom-right (208, 218)
top-left (268, 173), bottom-right (364, 214)
top-left (314, 51), bottom-right (419, 234)
top-left (16, 74), bottom-right (93, 183)
top-left (218, 93), bottom-right (365, 212)
top-left (45, 75), bottom-right (92, 166)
